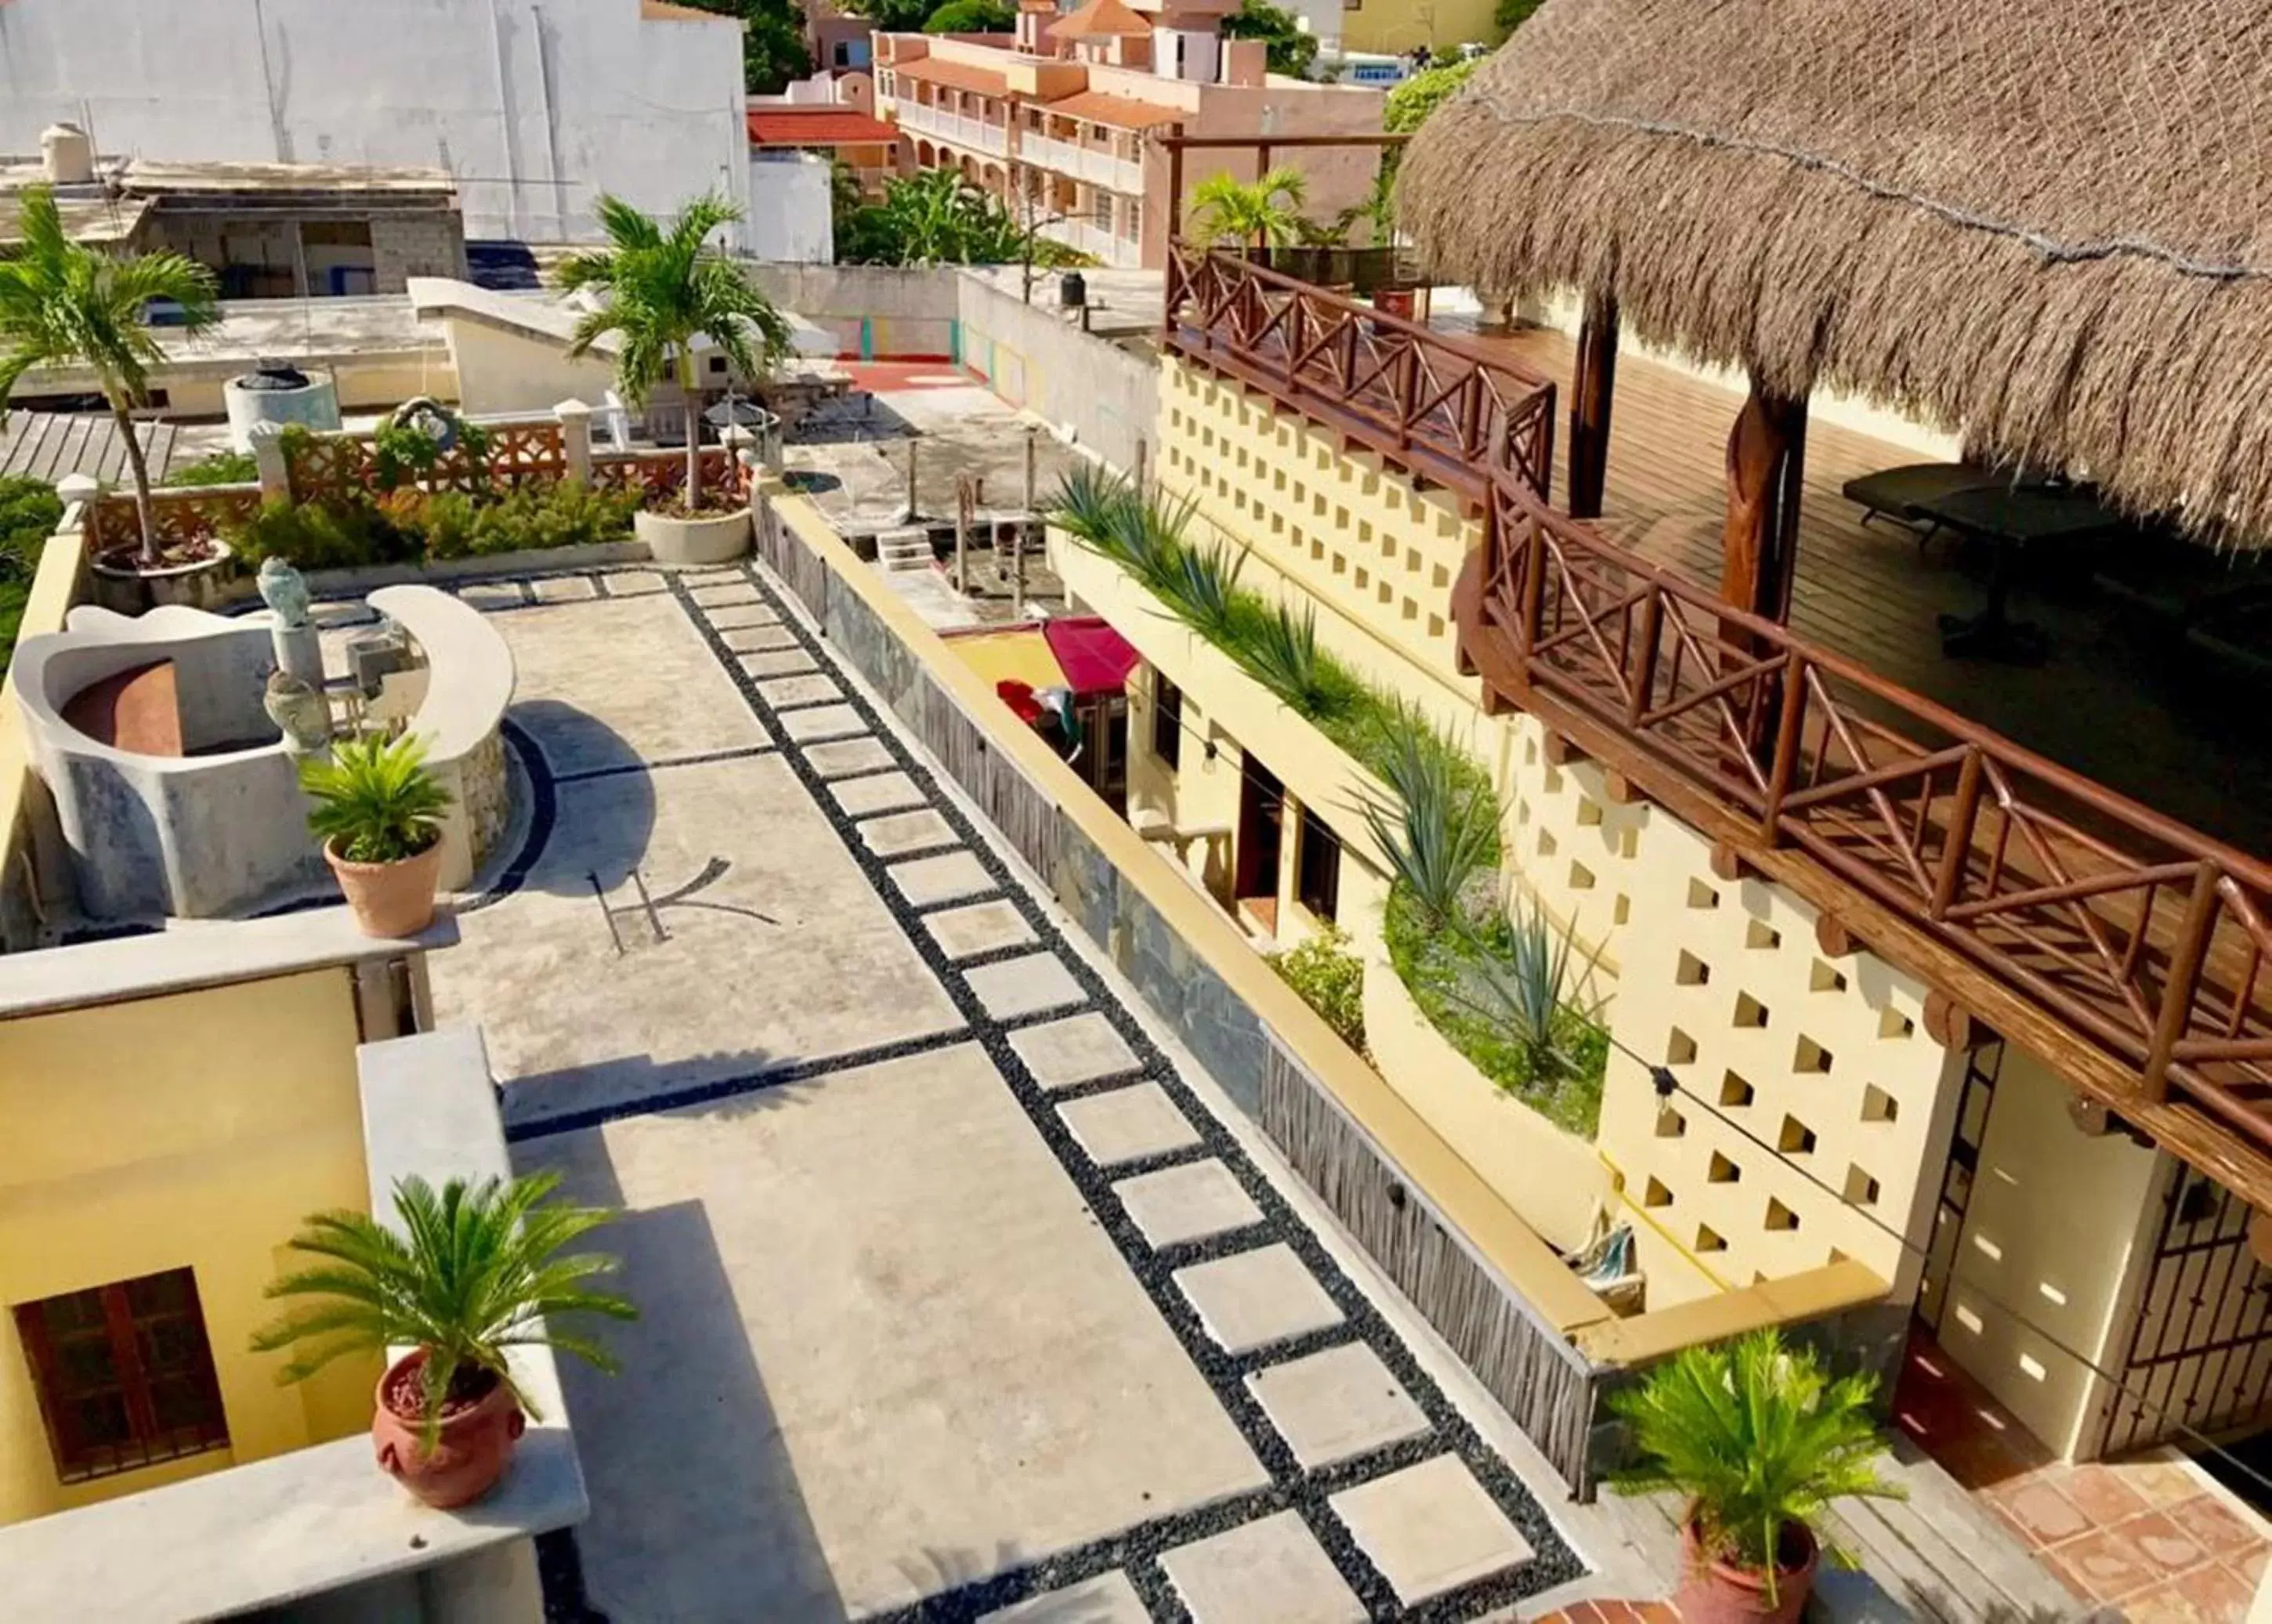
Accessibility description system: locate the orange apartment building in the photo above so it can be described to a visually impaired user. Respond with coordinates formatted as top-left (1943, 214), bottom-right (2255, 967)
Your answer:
top-left (873, 0), bottom-right (1383, 269)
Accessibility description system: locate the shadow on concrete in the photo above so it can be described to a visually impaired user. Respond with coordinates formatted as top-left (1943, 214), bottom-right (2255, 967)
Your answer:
top-left (505, 1051), bottom-right (837, 1138)
top-left (503, 700), bottom-right (657, 900)
top-left (521, 1158), bottom-right (851, 1623)
top-left (787, 393), bottom-right (915, 447)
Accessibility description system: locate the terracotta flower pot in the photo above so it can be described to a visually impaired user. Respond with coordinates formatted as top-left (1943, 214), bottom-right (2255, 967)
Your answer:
top-left (1673, 1509), bottom-right (1819, 1624)
top-left (325, 837), bottom-right (443, 938)
top-left (371, 1349), bottom-right (526, 1510)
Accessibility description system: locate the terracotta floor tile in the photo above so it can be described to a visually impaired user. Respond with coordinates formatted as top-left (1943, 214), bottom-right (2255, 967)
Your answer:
top-left (2234, 1544), bottom-right (2270, 1585)
top-left (2173, 1561), bottom-right (2258, 1623)
top-left (1989, 1478), bottom-right (2093, 1547)
top-left (2174, 1493), bottom-right (2269, 1560)
top-left (2120, 1580), bottom-right (2211, 1624)
top-left (2113, 1510), bottom-right (2211, 1571)
top-left (2060, 1463), bottom-right (2152, 1525)
top-left (2108, 1456), bottom-right (2213, 1510)
top-left (2044, 1528), bottom-right (2162, 1602)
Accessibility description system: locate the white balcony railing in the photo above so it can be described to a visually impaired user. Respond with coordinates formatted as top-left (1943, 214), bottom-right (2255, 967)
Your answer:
top-left (1020, 132), bottom-right (1144, 194)
top-left (1039, 216), bottom-right (1142, 269)
top-left (895, 99), bottom-right (1009, 159)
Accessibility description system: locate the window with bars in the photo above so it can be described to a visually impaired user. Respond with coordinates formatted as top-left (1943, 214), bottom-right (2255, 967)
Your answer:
top-left (13, 1268), bottom-right (230, 1483)
top-left (1152, 674), bottom-right (1183, 769)
top-left (1297, 809), bottom-right (1342, 922)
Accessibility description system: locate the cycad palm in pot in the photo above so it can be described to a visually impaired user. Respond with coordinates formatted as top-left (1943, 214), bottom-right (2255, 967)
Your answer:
top-left (251, 1171), bottom-right (635, 1508)
top-left (1608, 1329), bottom-right (1901, 1624)
top-left (301, 732), bottom-right (453, 936)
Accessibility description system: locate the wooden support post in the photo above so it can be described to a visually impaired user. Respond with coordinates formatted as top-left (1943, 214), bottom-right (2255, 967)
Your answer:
top-left (1568, 295), bottom-right (1619, 521)
top-left (1720, 379), bottom-right (1809, 624)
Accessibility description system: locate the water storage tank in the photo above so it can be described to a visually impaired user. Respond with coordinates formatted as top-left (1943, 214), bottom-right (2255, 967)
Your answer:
top-left (41, 124), bottom-right (94, 186)
top-left (223, 365), bottom-right (342, 452)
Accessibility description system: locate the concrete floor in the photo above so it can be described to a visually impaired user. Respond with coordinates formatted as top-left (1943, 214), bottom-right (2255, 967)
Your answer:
top-left (416, 559), bottom-right (1654, 1622)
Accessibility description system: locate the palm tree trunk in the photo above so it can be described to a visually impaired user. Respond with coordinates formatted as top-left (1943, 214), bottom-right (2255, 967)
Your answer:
top-left (678, 350), bottom-right (701, 512)
top-left (109, 395), bottom-right (160, 568)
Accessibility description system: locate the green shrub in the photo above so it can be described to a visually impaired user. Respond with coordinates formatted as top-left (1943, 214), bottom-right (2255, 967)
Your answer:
top-left (1268, 924), bottom-right (1366, 1051)
top-left (167, 449), bottom-right (259, 486)
top-left (420, 480), bottom-right (641, 559)
top-left (0, 475), bottom-right (63, 581)
top-left (225, 494), bottom-right (417, 572)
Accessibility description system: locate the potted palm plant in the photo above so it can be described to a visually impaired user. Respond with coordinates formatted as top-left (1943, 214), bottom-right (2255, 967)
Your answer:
top-left (251, 1172), bottom-right (635, 1509)
top-left (554, 193), bottom-right (790, 564)
top-left (300, 732), bottom-right (453, 936)
top-left (1608, 1329), bottom-right (1901, 1624)
top-left (1188, 167), bottom-right (1310, 263)
top-left (0, 185), bottom-right (224, 610)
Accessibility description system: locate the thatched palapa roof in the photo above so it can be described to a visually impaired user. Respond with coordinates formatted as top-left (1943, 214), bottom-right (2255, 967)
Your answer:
top-left (1398, 0), bottom-right (2272, 546)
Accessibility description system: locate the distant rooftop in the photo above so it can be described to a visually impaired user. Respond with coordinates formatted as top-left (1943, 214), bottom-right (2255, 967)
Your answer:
top-left (747, 107), bottom-right (903, 147)
top-left (0, 154), bottom-right (459, 245)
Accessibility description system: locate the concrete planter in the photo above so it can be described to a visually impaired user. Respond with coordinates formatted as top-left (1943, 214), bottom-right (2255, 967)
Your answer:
top-left (371, 1349), bottom-right (525, 1510)
top-left (635, 505), bottom-right (751, 565)
top-left (326, 837), bottom-right (443, 938)
top-left (89, 541), bottom-right (237, 614)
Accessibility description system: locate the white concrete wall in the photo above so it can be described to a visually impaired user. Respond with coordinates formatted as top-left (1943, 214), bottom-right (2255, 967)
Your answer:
top-left (747, 154), bottom-right (836, 264)
top-left (0, 0), bottom-right (752, 247)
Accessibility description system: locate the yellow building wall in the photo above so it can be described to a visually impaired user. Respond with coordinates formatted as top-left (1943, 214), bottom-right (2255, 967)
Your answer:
top-left (1937, 1045), bottom-right (2164, 1459)
top-left (1339, 0), bottom-right (1500, 55)
top-left (0, 969), bottom-right (378, 1526)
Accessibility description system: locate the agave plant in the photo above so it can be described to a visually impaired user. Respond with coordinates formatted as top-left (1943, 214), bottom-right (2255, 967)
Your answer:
top-left (251, 1172), bottom-right (636, 1444)
top-left (1608, 1329), bottom-right (1901, 1598)
top-left (1151, 537), bottom-right (1248, 643)
top-left (1049, 461), bottom-right (1134, 549)
top-left (1361, 708), bottom-right (1499, 925)
top-left (1432, 895), bottom-right (1610, 1092)
top-left (299, 733), bottom-right (452, 864)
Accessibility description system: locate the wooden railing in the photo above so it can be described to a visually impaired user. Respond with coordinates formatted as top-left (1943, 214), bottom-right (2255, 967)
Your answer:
top-left (284, 418), bottom-right (569, 504)
top-left (84, 485), bottom-right (264, 556)
top-left (1463, 483), bottom-right (2272, 1143)
top-left (1163, 243), bottom-right (1558, 504)
top-left (591, 446), bottom-right (743, 508)
top-left (1160, 241), bottom-right (2272, 1158)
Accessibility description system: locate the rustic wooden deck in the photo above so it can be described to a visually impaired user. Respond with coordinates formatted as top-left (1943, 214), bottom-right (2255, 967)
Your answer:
top-left (0, 413), bottom-right (181, 487)
top-left (1463, 322), bottom-right (2272, 863)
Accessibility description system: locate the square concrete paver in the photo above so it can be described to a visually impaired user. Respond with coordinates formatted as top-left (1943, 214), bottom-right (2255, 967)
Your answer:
top-left (963, 952), bottom-right (1087, 1020)
top-left (1330, 1456), bottom-right (1532, 1605)
top-left (1009, 1014), bottom-right (1141, 1091)
top-left (923, 899), bottom-right (1037, 961)
top-left (707, 603), bottom-right (783, 631)
top-left (432, 753), bottom-right (960, 1130)
top-left (1058, 1083), bottom-right (1202, 1167)
top-left (805, 736), bottom-right (896, 778)
top-left (739, 649), bottom-right (817, 680)
top-left (759, 673), bottom-right (844, 709)
top-left (458, 581), bottom-right (527, 611)
top-left (500, 595), bottom-right (766, 776)
top-left (724, 620), bottom-right (801, 653)
top-left (1174, 1246), bottom-right (1344, 1355)
top-left (980, 1572), bottom-right (1150, 1622)
top-left (890, 850), bottom-right (996, 906)
top-left (781, 704), bottom-right (867, 742)
top-left (602, 570), bottom-right (665, 596)
top-left (1246, 1344), bottom-right (1430, 1468)
top-left (1114, 1159), bottom-right (1264, 1248)
top-left (1160, 1512), bottom-right (1364, 1624)
top-left (528, 1044), bottom-right (1266, 1620)
top-left (689, 578), bottom-right (762, 606)
top-left (859, 810), bottom-right (960, 858)
top-left (829, 771), bottom-right (928, 818)
top-left (530, 573), bottom-right (597, 603)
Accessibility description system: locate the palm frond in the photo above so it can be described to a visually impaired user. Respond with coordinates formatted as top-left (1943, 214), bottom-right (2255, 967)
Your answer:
top-left (298, 732), bottom-right (450, 864)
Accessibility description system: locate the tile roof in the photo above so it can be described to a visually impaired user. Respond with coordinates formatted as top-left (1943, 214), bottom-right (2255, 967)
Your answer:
top-left (1048, 0), bottom-right (1152, 38)
top-left (747, 108), bottom-right (903, 146)
top-left (889, 56), bottom-right (1014, 96)
top-left (1044, 89), bottom-right (1185, 130)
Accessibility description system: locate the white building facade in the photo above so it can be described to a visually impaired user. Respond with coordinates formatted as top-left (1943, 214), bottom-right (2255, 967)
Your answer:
top-left (0, 0), bottom-right (753, 247)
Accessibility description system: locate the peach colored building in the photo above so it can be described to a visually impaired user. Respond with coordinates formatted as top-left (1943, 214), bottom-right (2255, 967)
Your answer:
top-left (873, 0), bottom-right (1383, 269)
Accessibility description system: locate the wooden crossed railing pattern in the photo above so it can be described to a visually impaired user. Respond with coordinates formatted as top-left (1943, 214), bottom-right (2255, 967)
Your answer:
top-left (591, 447), bottom-right (743, 508)
top-left (85, 486), bottom-right (264, 555)
top-left (284, 419), bottom-right (569, 501)
top-left (1163, 243), bottom-right (1557, 504)
top-left (1160, 241), bottom-right (2272, 1147)
top-left (1468, 483), bottom-right (2272, 1140)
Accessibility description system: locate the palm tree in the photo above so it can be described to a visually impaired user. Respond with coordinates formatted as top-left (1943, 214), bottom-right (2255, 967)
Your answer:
top-left (553, 194), bottom-right (791, 511)
top-left (0, 186), bottom-right (220, 567)
top-left (251, 1171), bottom-right (635, 1441)
top-left (1188, 166), bottom-right (1311, 254)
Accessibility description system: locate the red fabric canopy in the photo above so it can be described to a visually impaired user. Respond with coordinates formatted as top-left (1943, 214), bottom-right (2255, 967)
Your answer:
top-left (1041, 617), bottom-right (1138, 698)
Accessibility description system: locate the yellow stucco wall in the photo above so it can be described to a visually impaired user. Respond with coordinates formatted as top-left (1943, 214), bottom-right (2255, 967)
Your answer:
top-left (1338, 0), bottom-right (1500, 56)
top-left (0, 969), bottom-right (378, 1526)
top-left (1935, 1045), bottom-right (2165, 1459)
